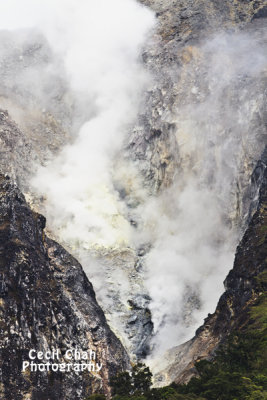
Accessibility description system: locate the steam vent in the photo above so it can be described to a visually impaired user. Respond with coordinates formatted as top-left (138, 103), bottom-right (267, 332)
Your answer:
top-left (0, 0), bottom-right (266, 399)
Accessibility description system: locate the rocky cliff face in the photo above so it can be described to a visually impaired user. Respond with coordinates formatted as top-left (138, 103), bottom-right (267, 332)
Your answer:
top-left (0, 0), bottom-right (266, 391)
top-left (136, 0), bottom-right (267, 219)
top-left (124, 0), bottom-right (267, 354)
top-left (0, 175), bottom-right (129, 399)
top-left (152, 145), bottom-right (267, 385)
top-left (0, 29), bottom-right (94, 190)
top-left (81, 0), bottom-right (267, 358)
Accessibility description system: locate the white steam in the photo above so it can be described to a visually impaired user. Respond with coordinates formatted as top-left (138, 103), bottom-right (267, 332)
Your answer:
top-left (2, 0), bottom-right (155, 248)
top-left (141, 30), bottom-right (267, 355)
top-left (1, 0), bottom-right (267, 363)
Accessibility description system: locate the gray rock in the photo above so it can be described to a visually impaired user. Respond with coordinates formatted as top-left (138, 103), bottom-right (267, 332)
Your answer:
top-left (0, 175), bottom-right (129, 399)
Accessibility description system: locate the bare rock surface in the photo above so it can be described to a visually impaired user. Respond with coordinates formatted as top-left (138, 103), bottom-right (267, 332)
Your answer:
top-left (153, 146), bottom-right (267, 385)
top-left (0, 175), bottom-right (129, 399)
top-left (0, 0), bottom-right (267, 383)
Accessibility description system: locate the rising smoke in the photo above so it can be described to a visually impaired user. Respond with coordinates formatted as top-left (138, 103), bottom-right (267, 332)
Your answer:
top-left (1, 0), bottom-right (267, 362)
top-left (140, 29), bottom-right (267, 355)
top-left (0, 0), bottom-right (155, 351)
top-left (3, 0), bottom-right (155, 249)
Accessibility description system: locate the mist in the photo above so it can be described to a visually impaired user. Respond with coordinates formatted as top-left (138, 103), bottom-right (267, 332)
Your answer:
top-left (140, 29), bottom-right (267, 355)
top-left (0, 0), bottom-right (155, 351)
top-left (1, 0), bottom-right (267, 363)
top-left (7, 0), bottom-right (155, 249)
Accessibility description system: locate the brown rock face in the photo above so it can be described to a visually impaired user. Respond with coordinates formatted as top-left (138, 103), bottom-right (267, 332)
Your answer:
top-left (0, 175), bottom-right (129, 399)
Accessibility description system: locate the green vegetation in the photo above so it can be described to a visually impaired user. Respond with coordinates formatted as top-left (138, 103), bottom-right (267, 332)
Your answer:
top-left (86, 395), bottom-right (106, 400)
top-left (108, 276), bottom-right (267, 400)
top-left (85, 273), bottom-right (267, 399)
top-left (111, 363), bottom-right (152, 398)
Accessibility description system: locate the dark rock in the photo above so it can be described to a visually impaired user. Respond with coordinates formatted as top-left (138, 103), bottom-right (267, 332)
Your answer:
top-left (154, 146), bottom-right (267, 385)
top-left (0, 175), bottom-right (129, 399)
top-left (252, 5), bottom-right (267, 18)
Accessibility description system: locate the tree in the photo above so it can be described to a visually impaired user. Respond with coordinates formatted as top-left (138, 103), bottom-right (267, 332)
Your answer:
top-left (110, 371), bottom-right (133, 396)
top-left (110, 363), bottom-right (152, 397)
top-left (132, 363), bottom-right (152, 395)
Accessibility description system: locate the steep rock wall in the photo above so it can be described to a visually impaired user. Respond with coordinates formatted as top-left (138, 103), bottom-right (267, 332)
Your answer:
top-left (0, 0), bottom-right (266, 368)
top-left (0, 175), bottom-right (129, 399)
top-left (152, 146), bottom-right (267, 385)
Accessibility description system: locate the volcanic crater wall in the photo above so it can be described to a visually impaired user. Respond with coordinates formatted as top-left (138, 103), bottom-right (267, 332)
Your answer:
top-left (0, 174), bottom-right (129, 399)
